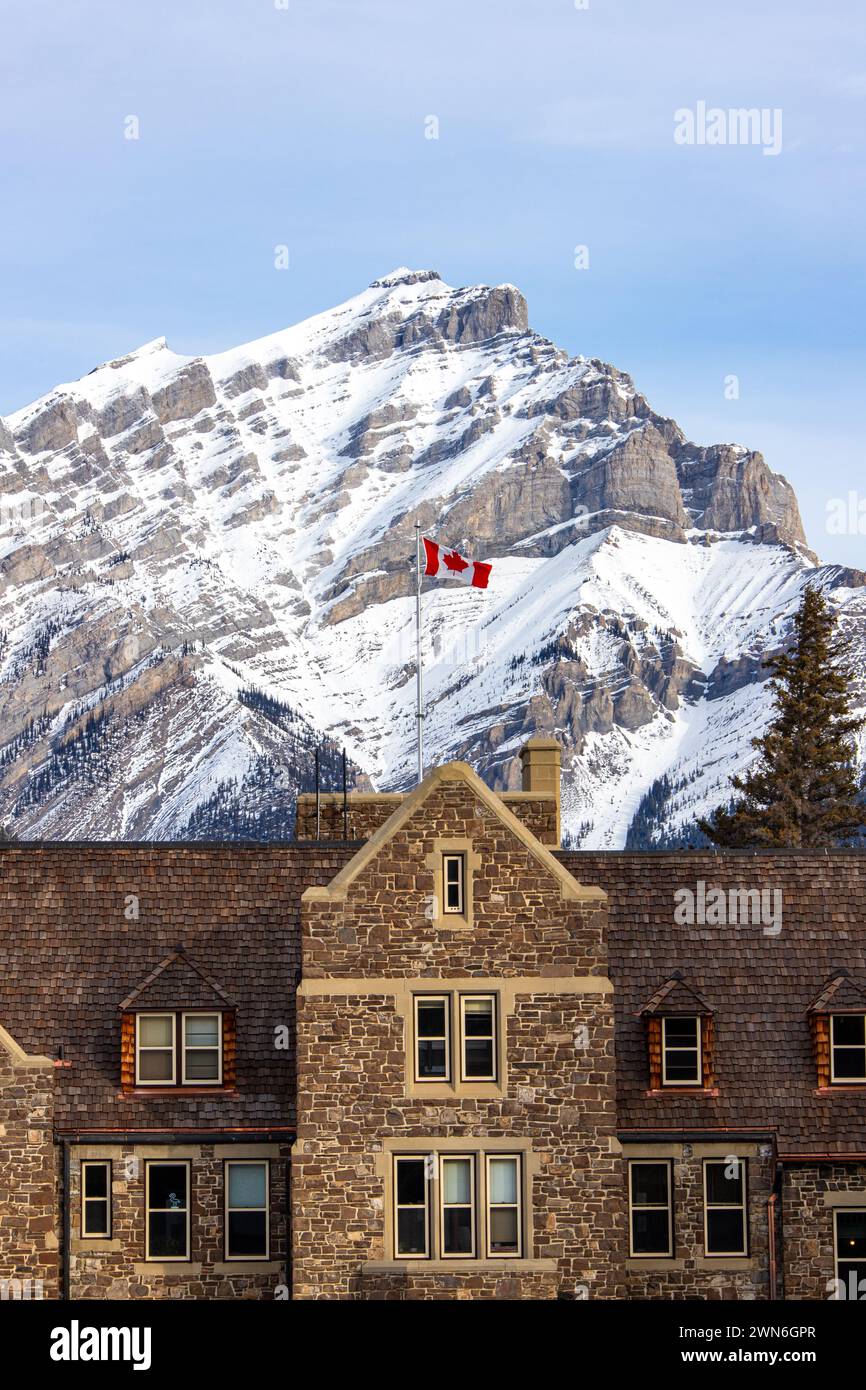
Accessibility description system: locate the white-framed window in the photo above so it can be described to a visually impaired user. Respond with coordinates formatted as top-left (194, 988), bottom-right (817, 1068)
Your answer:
top-left (486, 1154), bottom-right (522, 1258)
top-left (224, 1160), bottom-right (269, 1261)
top-left (439, 1155), bottom-right (476, 1258)
top-left (703, 1159), bottom-right (748, 1257)
top-left (134, 1012), bottom-right (223, 1087)
top-left (391, 1150), bottom-right (529, 1261)
top-left (661, 1016), bottom-right (702, 1086)
top-left (182, 1012), bottom-right (222, 1085)
top-left (414, 995), bottom-right (450, 1082)
top-left (145, 1160), bottom-right (190, 1261)
top-left (393, 1156), bottom-right (430, 1259)
top-left (460, 995), bottom-right (497, 1081)
top-left (442, 853), bottom-right (465, 915)
top-left (628, 1160), bottom-right (673, 1257)
top-left (834, 1209), bottom-right (866, 1299)
top-left (831, 1014), bottom-right (866, 1083)
top-left (135, 1012), bottom-right (176, 1086)
top-left (81, 1160), bottom-right (111, 1239)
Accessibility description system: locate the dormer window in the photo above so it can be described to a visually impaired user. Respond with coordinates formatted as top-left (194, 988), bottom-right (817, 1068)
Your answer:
top-left (640, 975), bottom-right (714, 1092)
top-left (831, 1014), bottom-right (866, 1084)
top-left (135, 1011), bottom-right (223, 1087)
top-left (120, 949), bottom-right (236, 1092)
top-left (661, 1016), bottom-right (702, 1087)
top-left (808, 973), bottom-right (866, 1089)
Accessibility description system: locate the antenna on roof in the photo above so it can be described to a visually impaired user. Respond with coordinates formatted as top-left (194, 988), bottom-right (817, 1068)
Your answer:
top-left (342, 748), bottom-right (348, 841)
top-left (315, 745), bottom-right (321, 841)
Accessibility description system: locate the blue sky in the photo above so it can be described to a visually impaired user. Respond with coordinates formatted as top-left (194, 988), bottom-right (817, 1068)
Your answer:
top-left (2, 0), bottom-right (864, 563)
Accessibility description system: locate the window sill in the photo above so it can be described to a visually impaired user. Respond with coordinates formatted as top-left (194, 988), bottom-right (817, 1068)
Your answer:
top-left (816, 1086), bottom-right (866, 1094)
top-left (71, 1237), bottom-right (121, 1254)
top-left (408, 1082), bottom-right (506, 1101)
top-left (119, 1087), bottom-right (238, 1097)
top-left (134, 1261), bottom-right (202, 1276)
top-left (363, 1259), bottom-right (557, 1275)
top-left (626, 1257), bottom-right (684, 1271)
top-left (694, 1256), bottom-right (755, 1271)
top-left (212, 1260), bottom-right (283, 1275)
top-left (645, 1088), bottom-right (719, 1097)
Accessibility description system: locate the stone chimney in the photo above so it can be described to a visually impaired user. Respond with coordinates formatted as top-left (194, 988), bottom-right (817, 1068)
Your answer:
top-left (518, 737), bottom-right (562, 846)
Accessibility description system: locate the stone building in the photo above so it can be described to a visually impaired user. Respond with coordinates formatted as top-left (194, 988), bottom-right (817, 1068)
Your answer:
top-left (1, 739), bottom-right (865, 1300)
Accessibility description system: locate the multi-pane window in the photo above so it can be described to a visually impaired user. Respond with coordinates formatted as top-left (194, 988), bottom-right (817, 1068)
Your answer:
top-left (413, 992), bottom-right (498, 1085)
top-left (831, 1015), bottom-right (866, 1083)
top-left (414, 996), bottom-right (450, 1081)
top-left (703, 1159), bottom-right (748, 1256)
top-left (661, 1016), bottom-right (702, 1086)
top-left (440, 1156), bottom-right (476, 1257)
top-left (486, 1155), bottom-right (522, 1257)
top-left (182, 1013), bottom-right (221, 1084)
top-left (392, 1151), bottom-right (526, 1261)
top-left (135, 1012), bottom-right (222, 1087)
top-left (136, 1013), bottom-right (175, 1084)
top-left (442, 854), bottom-right (465, 915)
top-left (225, 1161), bottom-right (269, 1260)
top-left (628, 1160), bottom-right (673, 1257)
top-left (835, 1210), bottom-right (866, 1298)
top-left (394, 1156), bottom-right (429, 1258)
top-left (81, 1161), bottom-right (111, 1238)
top-left (460, 996), bottom-right (497, 1081)
top-left (145, 1161), bottom-right (190, 1261)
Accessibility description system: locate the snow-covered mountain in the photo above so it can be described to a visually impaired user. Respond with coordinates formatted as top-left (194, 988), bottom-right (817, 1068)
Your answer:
top-left (1, 267), bottom-right (864, 845)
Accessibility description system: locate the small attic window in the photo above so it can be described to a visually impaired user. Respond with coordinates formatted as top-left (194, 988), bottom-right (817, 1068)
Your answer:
top-left (443, 854), bottom-right (465, 915)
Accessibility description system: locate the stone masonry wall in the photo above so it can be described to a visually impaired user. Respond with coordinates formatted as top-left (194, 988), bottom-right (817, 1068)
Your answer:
top-left (302, 778), bottom-right (605, 980)
top-left (782, 1163), bottom-right (866, 1301)
top-left (295, 794), bottom-right (400, 842)
top-left (294, 771), bottom-right (625, 1300)
top-left (500, 794), bottom-right (558, 846)
top-left (622, 1144), bottom-right (775, 1300)
top-left (294, 988), bottom-right (621, 1299)
top-left (69, 1143), bottom-right (290, 1300)
top-left (359, 1266), bottom-right (560, 1300)
top-left (295, 791), bottom-right (558, 847)
top-left (0, 1040), bottom-right (59, 1300)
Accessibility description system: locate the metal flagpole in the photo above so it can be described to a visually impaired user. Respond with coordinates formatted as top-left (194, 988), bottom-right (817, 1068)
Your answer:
top-left (414, 521), bottom-right (424, 783)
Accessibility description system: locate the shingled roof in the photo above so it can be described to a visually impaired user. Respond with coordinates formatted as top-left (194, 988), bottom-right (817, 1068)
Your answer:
top-left (559, 850), bottom-right (866, 1156)
top-left (807, 969), bottom-right (866, 1015)
top-left (0, 842), bottom-right (357, 1134)
top-left (118, 949), bottom-right (237, 1012)
top-left (637, 972), bottom-right (713, 1017)
top-left (3, 837), bottom-right (866, 1156)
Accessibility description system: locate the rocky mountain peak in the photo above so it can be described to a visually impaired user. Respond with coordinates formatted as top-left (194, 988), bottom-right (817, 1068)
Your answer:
top-left (0, 269), bottom-right (861, 846)
top-left (369, 267), bottom-right (443, 288)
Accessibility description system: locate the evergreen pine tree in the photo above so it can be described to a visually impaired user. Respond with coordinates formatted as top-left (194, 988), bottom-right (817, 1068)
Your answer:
top-left (698, 585), bottom-right (866, 848)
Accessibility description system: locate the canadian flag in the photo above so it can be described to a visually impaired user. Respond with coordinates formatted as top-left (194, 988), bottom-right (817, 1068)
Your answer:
top-left (422, 536), bottom-right (492, 589)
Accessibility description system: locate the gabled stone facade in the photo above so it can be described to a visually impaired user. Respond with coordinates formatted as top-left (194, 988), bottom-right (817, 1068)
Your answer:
top-left (293, 761), bottom-right (623, 1299)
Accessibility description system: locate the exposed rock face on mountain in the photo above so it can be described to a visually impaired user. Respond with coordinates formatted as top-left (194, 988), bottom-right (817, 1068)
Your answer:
top-left (0, 267), bottom-right (862, 845)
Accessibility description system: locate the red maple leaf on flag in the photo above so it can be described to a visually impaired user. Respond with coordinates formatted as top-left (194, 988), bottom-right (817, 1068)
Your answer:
top-left (443, 549), bottom-right (469, 573)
